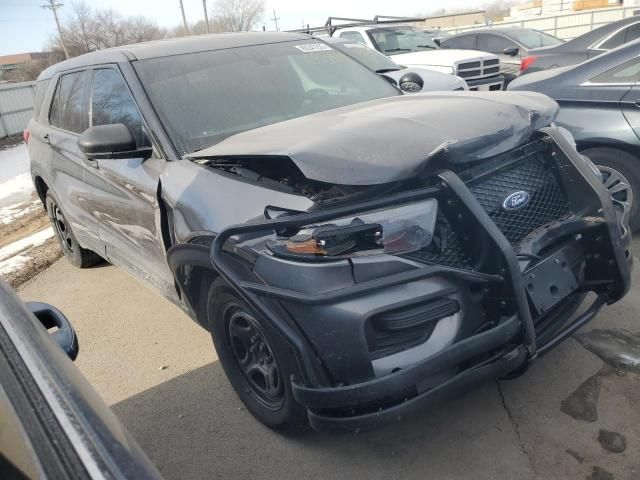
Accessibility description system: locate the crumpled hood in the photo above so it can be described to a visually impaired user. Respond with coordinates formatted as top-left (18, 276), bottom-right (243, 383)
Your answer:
top-left (188, 91), bottom-right (558, 186)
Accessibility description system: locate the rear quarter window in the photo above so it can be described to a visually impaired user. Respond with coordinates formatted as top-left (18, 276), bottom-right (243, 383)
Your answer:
top-left (32, 79), bottom-right (50, 119)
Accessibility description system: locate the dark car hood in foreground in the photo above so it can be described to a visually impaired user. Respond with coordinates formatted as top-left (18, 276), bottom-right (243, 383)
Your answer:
top-left (188, 92), bottom-right (558, 185)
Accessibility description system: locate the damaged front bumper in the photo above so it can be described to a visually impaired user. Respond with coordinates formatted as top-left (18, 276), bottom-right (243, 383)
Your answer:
top-left (207, 128), bottom-right (632, 433)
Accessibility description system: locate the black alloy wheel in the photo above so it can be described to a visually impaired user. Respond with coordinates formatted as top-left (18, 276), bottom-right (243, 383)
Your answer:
top-left (225, 303), bottom-right (284, 410)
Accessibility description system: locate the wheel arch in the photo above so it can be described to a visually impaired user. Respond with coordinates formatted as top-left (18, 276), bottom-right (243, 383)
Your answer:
top-left (166, 236), bottom-right (219, 330)
top-left (577, 140), bottom-right (640, 161)
top-left (33, 175), bottom-right (49, 208)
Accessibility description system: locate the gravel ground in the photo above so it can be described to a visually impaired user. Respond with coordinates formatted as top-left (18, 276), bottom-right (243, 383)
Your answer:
top-left (17, 239), bottom-right (640, 480)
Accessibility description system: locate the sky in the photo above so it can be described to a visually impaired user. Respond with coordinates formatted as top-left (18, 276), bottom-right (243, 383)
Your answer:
top-left (0, 0), bottom-right (486, 56)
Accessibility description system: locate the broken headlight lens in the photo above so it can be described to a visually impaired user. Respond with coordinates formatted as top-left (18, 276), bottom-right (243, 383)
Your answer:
top-left (269, 199), bottom-right (438, 259)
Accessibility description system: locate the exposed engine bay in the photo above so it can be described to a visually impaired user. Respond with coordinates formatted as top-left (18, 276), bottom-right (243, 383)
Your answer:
top-left (191, 156), bottom-right (370, 204)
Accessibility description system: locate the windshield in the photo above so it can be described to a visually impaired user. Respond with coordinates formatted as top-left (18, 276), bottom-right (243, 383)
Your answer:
top-left (368, 27), bottom-right (440, 55)
top-left (134, 41), bottom-right (399, 154)
top-left (330, 41), bottom-right (401, 72)
top-left (508, 29), bottom-right (563, 48)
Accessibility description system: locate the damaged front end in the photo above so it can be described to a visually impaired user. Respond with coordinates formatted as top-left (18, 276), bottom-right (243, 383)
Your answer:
top-left (198, 127), bottom-right (632, 433)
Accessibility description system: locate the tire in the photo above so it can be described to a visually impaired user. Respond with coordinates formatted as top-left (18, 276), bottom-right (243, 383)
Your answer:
top-left (207, 277), bottom-right (308, 432)
top-left (582, 147), bottom-right (640, 231)
top-left (45, 191), bottom-right (102, 268)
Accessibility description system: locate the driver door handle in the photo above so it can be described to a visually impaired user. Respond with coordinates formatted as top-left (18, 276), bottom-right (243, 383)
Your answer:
top-left (43, 133), bottom-right (50, 144)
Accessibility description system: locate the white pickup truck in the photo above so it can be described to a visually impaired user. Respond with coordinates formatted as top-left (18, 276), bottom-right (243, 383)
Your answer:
top-left (335, 25), bottom-right (505, 91)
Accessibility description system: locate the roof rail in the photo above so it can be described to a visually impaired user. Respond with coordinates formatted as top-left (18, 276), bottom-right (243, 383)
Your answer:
top-left (288, 15), bottom-right (431, 36)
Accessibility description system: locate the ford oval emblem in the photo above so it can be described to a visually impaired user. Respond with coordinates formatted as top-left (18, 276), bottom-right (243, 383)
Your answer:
top-left (502, 191), bottom-right (530, 211)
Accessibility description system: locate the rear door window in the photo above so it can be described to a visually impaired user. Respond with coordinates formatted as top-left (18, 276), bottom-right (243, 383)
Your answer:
top-left (478, 34), bottom-right (514, 53)
top-left (91, 68), bottom-right (144, 147)
top-left (49, 71), bottom-right (90, 134)
top-left (590, 56), bottom-right (640, 84)
top-left (449, 35), bottom-right (476, 49)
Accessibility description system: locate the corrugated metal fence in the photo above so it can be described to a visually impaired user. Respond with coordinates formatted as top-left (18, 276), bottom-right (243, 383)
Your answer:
top-left (0, 81), bottom-right (35, 139)
top-left (445, 5), bottom-right (639, 40)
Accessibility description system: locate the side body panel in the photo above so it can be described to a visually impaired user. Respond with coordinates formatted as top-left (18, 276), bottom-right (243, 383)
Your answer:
top-left (89, 156), bottom-right (177, 300)
top-left (620, 85), bottom-right (640, 142)
top-left (46, 72), bottom-right (102, 253)
top-left (553, 84), bottom-right (640, 149)
top-left (160, 161), bottom-right (313, 244)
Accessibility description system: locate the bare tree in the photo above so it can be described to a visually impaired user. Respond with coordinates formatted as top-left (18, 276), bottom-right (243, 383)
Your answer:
top-left (48, 1), bottom-right (166, 58)
top-left (484, 0), bottom-right (514, 21)
top-left (211, 0), bottom-right (265, 32)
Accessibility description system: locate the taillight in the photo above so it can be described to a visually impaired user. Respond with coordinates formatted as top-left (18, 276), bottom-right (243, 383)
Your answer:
top-left (520, 56), bottom-right (537, 73)
top-left (23, 128), bottom-right (30, 144)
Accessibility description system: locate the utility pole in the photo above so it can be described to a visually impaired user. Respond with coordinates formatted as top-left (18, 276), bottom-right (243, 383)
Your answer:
top-left (179, 0), bottom-right (190, 35)
top-left (41, 0), bottom-right (69, 59)
top-left (271, 9), bottom-right (280, 32)
top-left (202, 0), bottom-right (210, 33)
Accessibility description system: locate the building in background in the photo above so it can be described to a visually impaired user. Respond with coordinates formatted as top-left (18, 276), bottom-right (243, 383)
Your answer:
top-left (507, 0), bottom-right (627, 19)
top-left (411, 11), bottom-right (487, 30)
top-left (0, 52), bottom-right (57, 83)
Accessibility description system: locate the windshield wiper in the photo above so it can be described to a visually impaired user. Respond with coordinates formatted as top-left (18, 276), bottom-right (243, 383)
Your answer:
top-left (384, 48), bottom-right (411, 53)
top-left (417, 45), bottom-right (436, 49)
top-left (375, 68), bottom-right (400, 73)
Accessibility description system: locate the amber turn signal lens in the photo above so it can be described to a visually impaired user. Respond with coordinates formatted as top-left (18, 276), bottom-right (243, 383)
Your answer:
top-left (285, 238), bottom-right (326, 255)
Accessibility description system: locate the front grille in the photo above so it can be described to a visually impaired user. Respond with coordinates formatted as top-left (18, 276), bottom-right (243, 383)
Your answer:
top-left (455, 58), bottom-right (501, 80)
top-left (458, 61), bottom-right (480, 69)
top-left (468, 157), bottom-right (571, 244)
top-left (405, 150), bottom-right (572, 269)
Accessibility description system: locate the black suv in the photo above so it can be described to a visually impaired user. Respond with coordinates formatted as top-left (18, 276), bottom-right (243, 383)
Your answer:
top-left (26, 32), bottom-right (631, 433)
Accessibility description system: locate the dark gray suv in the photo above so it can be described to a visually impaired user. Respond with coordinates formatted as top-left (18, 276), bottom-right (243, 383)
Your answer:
top-left (26, 32), bottom-right (631, 433)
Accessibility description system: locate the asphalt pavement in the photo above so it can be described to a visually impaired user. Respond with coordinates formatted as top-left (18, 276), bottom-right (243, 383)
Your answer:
top-left (18, 240), bottom-right (640, 480)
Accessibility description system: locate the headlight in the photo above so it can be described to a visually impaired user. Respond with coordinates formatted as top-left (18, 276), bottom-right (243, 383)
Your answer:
top-left (269, 199), bottom-right (438, 259)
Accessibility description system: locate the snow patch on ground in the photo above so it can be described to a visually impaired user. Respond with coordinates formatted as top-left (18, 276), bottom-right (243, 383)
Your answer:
top-left (0, 143), bottom-right (29, 182)
top-left (0, 172), bottom-right (34, 204)
top-left (0, 228), bottom-right (54, 274)
top-left (0, 198), bottom-right (40, 224)
top-left (0, 142), bottom-right (34, 208)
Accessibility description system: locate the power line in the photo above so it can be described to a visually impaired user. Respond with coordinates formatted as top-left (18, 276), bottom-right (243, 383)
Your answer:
top-left (41, 0), bottom-right (68, 59)
top-left (202, 0), bottom-right (210, 33)
top-left (271, 9), bottom-right (280, 32)
top-left (178, 0), bottom-right (190, 35)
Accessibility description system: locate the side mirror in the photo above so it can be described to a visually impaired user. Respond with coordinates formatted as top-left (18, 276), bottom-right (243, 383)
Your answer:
top-left (78, 124), bottom-right (151, 160)
top-left (503, 46), bottom-right (519, 57)
top-left (398, 71), bottom-right (424, 93)
top-left (28, 302), bottom-right (79, 361)
top-left (434, 38), bottom-right (441, 47)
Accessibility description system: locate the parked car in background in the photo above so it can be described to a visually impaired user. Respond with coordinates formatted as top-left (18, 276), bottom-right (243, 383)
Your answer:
top-left (0, 281), bottom-right (161, 479)
top-left (334, 25), bottom-right (505, 90)
top-left (509, 39), bottom-right (640, 230)
top-left (441, 27), bottom-right (563, 83)
top-left (26, 32), bottom-right (631, 434)
top-left (519, 15), bottom-right (640, 75)
top-left (325, 36), bottom-right (468, 92)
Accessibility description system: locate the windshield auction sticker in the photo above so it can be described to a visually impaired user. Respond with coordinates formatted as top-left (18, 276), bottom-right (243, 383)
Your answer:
top-left (294, 43), bottom-right (333, 52)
